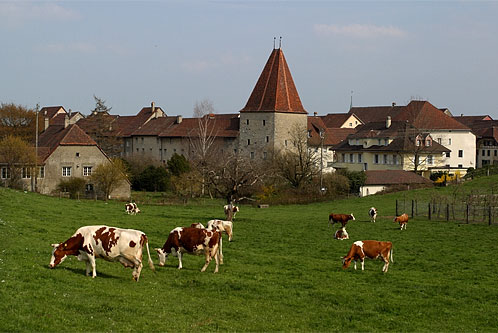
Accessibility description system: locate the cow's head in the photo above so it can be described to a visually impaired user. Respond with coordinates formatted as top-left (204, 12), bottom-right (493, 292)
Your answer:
top-left (155, 248), bottom-right (169, 267)
top-left (49, 243), bottom-right (68, 268)
top-left (223, 222), bottom-right (233, 242)
top-left (350, 214), bottom-right (355, 220)
top-left (342, 256), bottom-right (353, 269)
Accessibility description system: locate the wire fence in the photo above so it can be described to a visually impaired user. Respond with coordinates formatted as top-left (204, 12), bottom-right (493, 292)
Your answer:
top-left (396, 199), bottom-right (498, 225)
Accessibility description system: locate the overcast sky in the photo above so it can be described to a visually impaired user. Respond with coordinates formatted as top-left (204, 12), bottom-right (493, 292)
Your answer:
top-left (1, 0), bottom-right (498, 118)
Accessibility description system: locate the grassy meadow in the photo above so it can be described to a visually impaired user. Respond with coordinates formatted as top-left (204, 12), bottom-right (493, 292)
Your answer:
top-left (1, 178), bottom-right (498, 331)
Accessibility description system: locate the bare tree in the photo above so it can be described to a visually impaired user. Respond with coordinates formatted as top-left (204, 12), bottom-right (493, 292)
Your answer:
top-left (0, 103), bottom-right (41, 142)
top-left (274, 123), bottom-right (319, 188)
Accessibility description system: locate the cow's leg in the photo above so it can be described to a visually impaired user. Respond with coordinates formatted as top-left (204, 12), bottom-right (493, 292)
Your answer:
top-left (353, 260), bottom-right (357, 270)
top-left (382, 257), bottom-right (389, 272)
top-left (85, 260), bottom-right (92, 276)
top-left (177, 251), bottom-right (183, 269)
top-left (201, 250), bottom-right (212, 272)
top-left (361, 259), bottom-right (365, 271)
top-left (219, 237), bottom-right (224, 265)
top-left (213, 248), bottom-right (220, 273)
top-left (133, 261), bottom-right (143, 282)
top-left (87, 256), bottom-right (97, 278)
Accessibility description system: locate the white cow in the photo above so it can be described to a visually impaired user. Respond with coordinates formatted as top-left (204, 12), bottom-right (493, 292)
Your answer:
top-left (369, 207), bottom-right (377, 223)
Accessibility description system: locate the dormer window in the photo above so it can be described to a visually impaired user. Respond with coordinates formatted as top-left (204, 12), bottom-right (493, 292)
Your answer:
top-left (426, 139), bottom-right (431, 147)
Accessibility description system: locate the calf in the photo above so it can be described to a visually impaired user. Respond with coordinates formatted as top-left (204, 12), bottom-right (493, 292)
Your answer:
top-left (125, 202), bottom-right (141, 215)
top-left (328, 213), bottom-right (355, 227)
top-left (369, 207), bottom-right (378, 223)
top-left (394, 213), bottom-right (409, 230)
top-left (223, 204), bottom-right (239, 221)
top-left (49, 225), bottom-right (154, 281)
top-left (342, 240), bottom-right (393, 272)
top-left (155, 227), bottom-right (221, 273)
top-left (334, 227), bottom-right (349, 240)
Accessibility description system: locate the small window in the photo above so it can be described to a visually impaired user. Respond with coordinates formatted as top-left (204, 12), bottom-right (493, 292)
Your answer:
top-left (437, 138), bottom-right (442, 144)
top-left (263, 152), bottom-right (267, 160)
top-left (39, 166), bottom-right (44, 178)
top-left (250, 152), bottom-right (255, 159)
top-left (495, 150), bottom-right (497, 157)
top-left (358, 154), bottom-right (362, 163)
top-left (427, 155), bottom-right (433, 165)
top-left (374, 154), bottom-right (379, 164)
top-left (393, 155), bottom-right (397, 165)
top-left (448, 138), bottom-right (452, 145)
top-left (246, 119), bottom-right (249, 125)
top-left (378, 139), bottom-right (382, 145)
top-left (285, 140), bottom-right (288, 147)
top-left (234, 149), bottom-right (237, 154)
top-left (141, 137), bottom-right (144, 143)
top-left (458, 150), bottom-right (463, 158)
top-left (83, 166), bottom-right (92, 176)
top-left (426, 140), bottom-right (431, 147)
top-left (263, 120), bottom-right (266, 126)
top-left (458, 164), bottom-right (463, 168)
top-left (62, 166), bottom-right (71, 177)
top-left (482, 150), bottom-right (485, 155)
top-left (21, 167), bottom-right (31, 179)
top-left (266, 136), bottom-right (269, 143)
top-left (383, 154), bottom-right (388, 164)
top-left (76, 152), bottom-right (80, 157)
top-left (446, 151), bottom-right (451, 157)
top-left (247, 139), bottom-right (251, 145)
top-left (1, 167), bottom-right (10, 179)
top-left (341, 153), bottom-right (345, 162)
top-left (488, 150), bottom-right (491, 156)
top-left (349, 154), bottom-right (354, 163)
top-left (416, 140), bottom-right (421, 146)
top-left (349, 123), bottom-right (352, 127)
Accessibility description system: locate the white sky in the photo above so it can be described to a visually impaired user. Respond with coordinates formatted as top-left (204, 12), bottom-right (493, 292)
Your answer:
top-left (1, 0), bottom-right (498, 118)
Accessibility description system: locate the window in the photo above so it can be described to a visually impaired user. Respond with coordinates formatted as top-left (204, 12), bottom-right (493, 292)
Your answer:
top-left (448, 138), bottom-right (452, 145)
top-left (437, 138), bottom-right (442, 144)
top-left (246, 119), bottom-right (249, 125)
top-left (349, 154), bottom-right (354, 163)
top-left (39, 166), bottom-right (44, 178)
top-left (1, 167), bottom-right (10, 179)
top-left (488, 150), bottom-right (491, 156)
top-left (426, 140), bottom-right (431, 147)
top-left (285, 140), bottom-right (288, 147)
top-left (263, 152), bottom-right (267, 160)
top-left (356, 139), bottom-right (359, 145)
top-left (458, 150), bottom-right (463, 158)
top-left (83, 166), bottom-right (92, 176)
top-left (495, 150), bottom-right (497, 157)
top-left (378, 139), bottom-right (381, 145)
top-left (76, 152), bottom-right (80, 157)
top-left (234, 149), bottom-right (237, 154)
top-left (393, 155), bottom-right (397, 165)
top-left (250, 152), bottom-right (255, 159)
top-left (349, 123), bottom-right (352, 127)
top-left (62, 167), bottom-right (71, 177)
top-left (416, 140), bottom-right (421, 146)
top-left (383, 154), bottom-right (388, 164)
top-left (266, 136), bottom-right (269, 143)
top-left (427, 155), bottom-right (433, 165)
top-left (358, 154), bottom-right (362, 163)
top-left (141, 137), bottom-right (144, 143)
top-left (482, 150), bottom-right (485, 156)
top-left (247, 139), bottom-right (251, 145)
top-left (374, 154), bottom-right (379, 164)
top-left (22, 167), bottom-right (31, 179)
top-left (263, 120), bottom-right (266, 126)
top-left (446, 151), bottom-right (451, 157)
top-left (384, 139), bottom-right (388, 146)
top-left (341, 153), bottom-right (345, 162)
top-left (458, 164), bottom-right (463, 168)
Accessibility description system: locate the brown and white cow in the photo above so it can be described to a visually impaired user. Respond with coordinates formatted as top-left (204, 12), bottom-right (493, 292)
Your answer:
top-left (223, 204), bottom-right (239, 221)
top-left (125, 202), bottom-right (141, 215)
top-left (191, 220), bottom-right (232, 264)
top-left (342, 240), bottom-right (393, 272)
top-left (369, 207), bottom-right (378, 223)
top-left (334, 227), bottom-right (349, 240)
top-left (49, 225), bottom-right (154, 281)
top-left (155, 226), bottom-right (221, 273)
top-left (394, 213), bottom-right (409, 230)
top-left (328, 213), bottom-right (355, 227)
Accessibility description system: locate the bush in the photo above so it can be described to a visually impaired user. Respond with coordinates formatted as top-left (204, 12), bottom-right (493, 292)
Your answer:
top-left (57, 177), bottom-right (86, 199)
top-left (321, 173), bottom-right (350, 197)
top-left (167, 153), bottom-right (191, 177)
top-left (337, 169), bottom-right (366, 194)
top-left (133, 165), bottom-right (170, 192)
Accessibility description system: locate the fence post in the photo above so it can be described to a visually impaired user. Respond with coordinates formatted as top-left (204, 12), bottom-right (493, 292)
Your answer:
top-left (446, 204), bottom-right (450, 222)
top-left (489, 206), bottom-right (492, 226)
top-left (396, 199), bottom-right (398, 216)
top-left (411, 200), bottom-right (415, 218)
top-left (466, 205), bottom-right (469, 224)
top-left (428, 202), bottom-right (431, 220)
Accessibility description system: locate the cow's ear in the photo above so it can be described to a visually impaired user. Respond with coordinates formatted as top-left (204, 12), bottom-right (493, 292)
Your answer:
top-left (51, 243), bottom-right (59, 248)
top-left (154, 248), bottom-right (161, 253)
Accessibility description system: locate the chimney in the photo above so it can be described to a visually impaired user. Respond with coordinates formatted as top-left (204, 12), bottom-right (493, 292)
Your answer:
top-left (392, 102), bottom-right (396, 107)
top-left (44, 117), bottom-right (49, 130)
top-left (64, 114), bottom-right (69, 128)
top-left (151, 101), bottom-right (155, 113)
top-left (386, 116), bottom-right (391, 128)
top-left (313, 112), bottom-right (318, 117)
top-left (176, 115), bottom-right (183, 124)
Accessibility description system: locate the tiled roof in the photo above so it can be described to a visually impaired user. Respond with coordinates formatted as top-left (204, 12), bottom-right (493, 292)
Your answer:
top-left (159, 114), bottom-right (239, 138)
top-left (307, 116), bottom-right (355, 146)
top-left (40, 106), bottom-right (66, 119)
top-left (38, 124), bottom-right (98, 162)
top-left (453, 115), bottom-right (493, 128)
top-left (321, 113), bottom-right (350, 128)
top-left (240, 48), bottom-right (307, 114)
top-left (131, 116), bottom-right (177, 136)
top-left (364, 170), bottom-right (433, 185)
top-left (349, 101), bottom-right (469, 130)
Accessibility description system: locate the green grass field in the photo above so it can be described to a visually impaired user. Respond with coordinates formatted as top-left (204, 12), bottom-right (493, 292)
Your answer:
top-left (1, 178), bottom-right (498, 331)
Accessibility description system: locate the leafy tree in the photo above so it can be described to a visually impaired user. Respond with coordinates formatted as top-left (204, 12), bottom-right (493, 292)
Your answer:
top-left (90, 158), bottom-right (129, 200)
top-left (133, 165), bottom-right (170, 192)
top-left (171, 169), bottom-right (203, 203)
top-left (167, 153), bottom-right (190, 177)
top-left (57, 177), bottom-right (86, 199)
top-left (0, 103), bottom-right (41, 142)
top-left (337, 169), bottom-right (366, 194)
top-left (0, 135), bottom-right (36, 189)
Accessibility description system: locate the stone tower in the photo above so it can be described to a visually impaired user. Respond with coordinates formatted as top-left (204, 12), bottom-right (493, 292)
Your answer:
top-left (239, 47), bottom-right (308, 160)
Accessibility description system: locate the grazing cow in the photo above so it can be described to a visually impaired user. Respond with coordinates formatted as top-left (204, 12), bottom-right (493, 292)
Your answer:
top-left (223, 204), bottom-right (240, 221)
top-left (192, 220), bottom-right (233, 264)
top-left (394, 213), bottom-right (409, 230)
top-left (155, 227), bottom-right (221, 273)
top-left (125, 202), bottom-right (141, 215)
top-left (329, 213), bottom-right (355, 227)
top-left (49, 225), bottom-right (154, 281)
top-left (334, 227), bottom-right (349, 240)
top-left (342, 240), bottom-right (393, 272)
top-left (369, 207), bottom-right (378, 223)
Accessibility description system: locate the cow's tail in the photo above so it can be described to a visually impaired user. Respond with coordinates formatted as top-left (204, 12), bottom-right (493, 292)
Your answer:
top-left (145, 239), bottom-right (155, 271)
top-left (390, 246), bottom-right (394, 263)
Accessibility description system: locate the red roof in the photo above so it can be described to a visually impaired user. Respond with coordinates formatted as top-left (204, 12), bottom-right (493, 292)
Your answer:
top-left (40, 106), bottom-right (66, 119)
top-left (321, 113), bottom-right (350, 128)
top-left (159, 114), bottom-right (239, 138)
top-left (38, 124), bottom-right (98, 162)
top-left (241, 48), bottom-right (307, 114)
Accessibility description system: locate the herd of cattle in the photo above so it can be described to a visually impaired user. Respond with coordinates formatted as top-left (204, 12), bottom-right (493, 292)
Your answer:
top-left (49, 202), bottom-right (410, 281)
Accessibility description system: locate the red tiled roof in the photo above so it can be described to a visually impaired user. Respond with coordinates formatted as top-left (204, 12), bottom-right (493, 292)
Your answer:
top-left (159, 114), bottom-right (239, 138)
top-left (321, 113), bottom-right (350, 128)
top-left (454, 115), bottom-right (493, 128)
top-left (40, 106), bottom-right (66, 119)
top-left (241, 48), bottom-right (307, 114)
top-left (38, 124), bottom-right (98, 162)
top-left (307, 116), bottom-right (356, 146)
top-left (364, 170), bottom-right (433, 185)
top-left (349, 101), bottom-right (469, 130)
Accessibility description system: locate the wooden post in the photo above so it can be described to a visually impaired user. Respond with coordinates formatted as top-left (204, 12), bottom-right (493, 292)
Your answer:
top-left (446, 204), bottom-right (450, 221)
top-left (466, 205), bottom-right (469, 224)
top-left (428, 202), bottom-right (431, 220)
top-left (411, 200), bottom-right (415, 218)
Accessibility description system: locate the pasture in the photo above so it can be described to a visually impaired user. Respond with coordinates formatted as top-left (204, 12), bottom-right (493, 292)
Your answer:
top-left (1, 185), bottom-right (498, 331)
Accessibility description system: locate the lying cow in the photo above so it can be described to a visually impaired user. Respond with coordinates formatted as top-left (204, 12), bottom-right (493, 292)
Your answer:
top-left (329, 213), bottom-right (355, 227)
top-left (334, 227), bottom-right (349, 240)
top-left (369, 207), bottom-right (378, 223)
top-left (125, 202), bottom-right (141, 215)
top-left (49, 225), bottom-right (154, 281)
top-left (155, 226), bottom-right (221, 273)
top-left (342, 240), bottom-right (393, 273)
top-left (223, 204), bottom-right (239, 221)
top-left (394, 213), bottom-right (409, 230)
